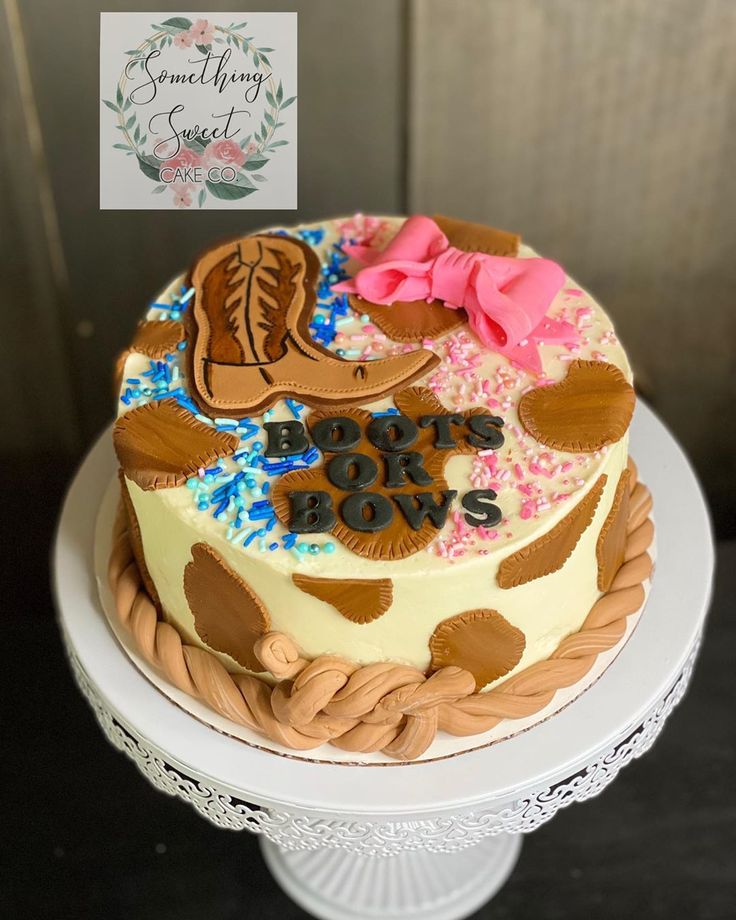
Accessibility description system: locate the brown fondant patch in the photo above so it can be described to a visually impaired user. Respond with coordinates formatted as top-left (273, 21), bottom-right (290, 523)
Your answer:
top-left (183, 543), bottom-right (270, 671)
top-left (189, 234), bottom-right (439, 416)
top-left (518, 360), bottom-right (635, 453)
top-left (498, 475), bottom-right (607, 588)
top-left (271, 386), bottom-right (499, 561)
top-left (433, 214), bottom-right (521, 257)
top-left (292, 574), bottom-right (393, 625)
top-left (113, 398), bottom-right (239, 491)
top-left (349, 294), bottom-right (466, 343)
top-left (596, 469), bottom-right (631, 591)
top-left (130, 320), bottom-right (186, 358)
top-left (118, 469), bottom-right (161, 610)
top-left (429, 609), bottom-right (525, 689)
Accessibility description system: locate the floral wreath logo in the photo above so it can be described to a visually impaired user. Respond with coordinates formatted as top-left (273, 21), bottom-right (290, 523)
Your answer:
top-left (103, 17), bottom-right (295, 208)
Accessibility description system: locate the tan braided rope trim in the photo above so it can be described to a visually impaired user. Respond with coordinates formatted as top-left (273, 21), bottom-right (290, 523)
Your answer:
top-left (108, 460), bottom-right (653, 761)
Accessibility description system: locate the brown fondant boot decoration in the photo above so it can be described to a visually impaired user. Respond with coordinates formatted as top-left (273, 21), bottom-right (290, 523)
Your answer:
top-left (189, 235), bottom-right (440, 417)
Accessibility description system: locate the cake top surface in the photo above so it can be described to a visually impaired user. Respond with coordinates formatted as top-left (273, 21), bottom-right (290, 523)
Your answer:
top-left (115, 214), bottom-right (632, 576)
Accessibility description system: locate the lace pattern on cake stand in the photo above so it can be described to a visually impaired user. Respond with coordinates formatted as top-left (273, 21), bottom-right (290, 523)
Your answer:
top-left (64, 635), bottom-right (699, 858)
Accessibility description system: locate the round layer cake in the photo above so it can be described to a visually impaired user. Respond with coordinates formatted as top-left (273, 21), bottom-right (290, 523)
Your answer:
top-left (111, 213), bottom-right (649, 760)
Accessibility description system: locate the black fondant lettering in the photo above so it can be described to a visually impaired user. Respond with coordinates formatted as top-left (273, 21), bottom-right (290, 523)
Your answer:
top-left (310, 416), bottom-right (362, 453)
top-left (341, 492), bottom-right (394, 532)
top-left (393, 490), bottom-right (457, 531)
top-left (366, 414), bottom-right (418, 452)
top-left (467, 415), bottom-right (505, 450)
top-left (461, 489), bottom-right (502, 528)
top-left (289, 491), bottom-right (336, 533)
top-left (327, 453), bottom-right (378, 492)
top-left (418, 413), bottom-right (463, 449)
top-left (264, 420), bottom-right (309, 458)
top-left (383, 452), bottom-right (433, 488)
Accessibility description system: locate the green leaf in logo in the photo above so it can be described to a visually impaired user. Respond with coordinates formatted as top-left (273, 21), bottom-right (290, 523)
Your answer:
top-left (198, 188), bottom-right (207, 208)
top-left (161, 17), bottom-right (192, 29)
top-left (116, 85), bottom-right (123, 107)
top-left (205, 179), bottom-right (257, 200)
top-left (137, 155), bottom-right (161, 183)
top-left (103, 99), bottom-right (119, 112)
top-left (276, 80), bottom-right (283, 104)
top-left (196, 43), bottom-right (210, 55)
top-left (281, 96), bottom-right (296, 109)
top-left (152, 185), bottom-right (167, 194)
top-left (244, 154), bottom-right (269, 171)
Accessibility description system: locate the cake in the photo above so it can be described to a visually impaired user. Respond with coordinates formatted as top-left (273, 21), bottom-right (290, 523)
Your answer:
top-left (109, 213), bottom-right (654, 760)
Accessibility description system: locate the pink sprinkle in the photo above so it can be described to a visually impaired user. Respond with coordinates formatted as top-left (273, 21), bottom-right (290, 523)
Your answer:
top-left (362, 324), bottom-right (377, 334)
top-left (514, 463), bottom-right (524, 480)
top-left (566, 288), bottom-right (584, 297)
top-left (520, 500), bottom-right (534, 520)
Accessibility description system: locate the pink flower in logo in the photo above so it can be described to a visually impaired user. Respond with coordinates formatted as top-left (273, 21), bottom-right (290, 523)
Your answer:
top-left (173, 30), bottom-right (193, 49)
top-left (246, 141), bottom-right (258, 155)
top-left (162, 146), bottom-right (202, 177)
top-left (189, 19), bottom-right (214, 46)
top-left (172, 185), bottom-right (193, 208)
top-left (206, 138), bottom-right (246, 169)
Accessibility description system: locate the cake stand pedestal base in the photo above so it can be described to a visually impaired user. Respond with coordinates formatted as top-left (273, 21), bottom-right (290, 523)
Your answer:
top-left (260, 834), bottom-right (522, 920)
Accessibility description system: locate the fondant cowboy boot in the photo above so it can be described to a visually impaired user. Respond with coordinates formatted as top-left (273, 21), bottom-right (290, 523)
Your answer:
top-left (189, 234), bottom-right (439, 417)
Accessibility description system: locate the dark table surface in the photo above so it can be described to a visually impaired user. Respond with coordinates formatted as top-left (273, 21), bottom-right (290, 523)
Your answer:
top-left (3, 456), bottom-right (735, 920)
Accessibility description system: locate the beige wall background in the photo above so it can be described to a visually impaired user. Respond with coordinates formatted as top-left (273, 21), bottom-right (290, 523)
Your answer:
top-left (2, 0), bottom-right (734, 528)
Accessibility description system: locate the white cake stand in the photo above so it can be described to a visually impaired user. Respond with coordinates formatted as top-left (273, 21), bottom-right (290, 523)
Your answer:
top-left (54, 402), bottom-right (713, 920)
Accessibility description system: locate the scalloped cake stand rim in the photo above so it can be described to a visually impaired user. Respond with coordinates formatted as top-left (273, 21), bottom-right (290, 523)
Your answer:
top-left (54, 400), bottom-right (713, 819)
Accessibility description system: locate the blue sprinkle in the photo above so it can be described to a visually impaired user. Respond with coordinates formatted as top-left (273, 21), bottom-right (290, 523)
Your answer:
top-left (268, 542), bottom-right (279, 551)
top-left (126, 378), bottom-right (140, 384)
top-left (243, 531), bottom-right (259, 548)
top-left (324, 542), bottom-right (336, 554)
top-left (286, 399), bottom-right (304, 419)
top-left (177, 341), bottom-right (187, 351)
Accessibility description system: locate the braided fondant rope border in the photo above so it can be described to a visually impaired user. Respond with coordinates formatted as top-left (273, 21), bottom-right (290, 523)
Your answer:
top-left (108, 461), bottom-right (654, 761)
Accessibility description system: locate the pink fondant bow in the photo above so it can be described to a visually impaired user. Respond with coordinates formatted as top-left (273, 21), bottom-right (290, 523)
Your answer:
top-left (333, 215), bottom-right (576, 373)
